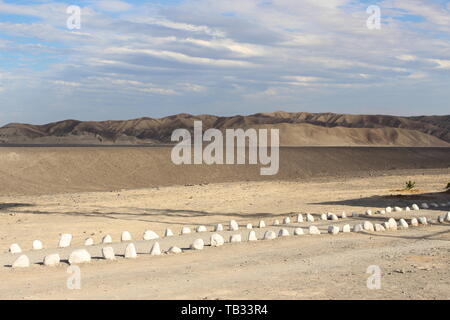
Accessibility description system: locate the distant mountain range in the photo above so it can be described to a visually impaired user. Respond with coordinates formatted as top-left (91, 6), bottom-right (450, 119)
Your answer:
top-left (0, 112), bottom-right (449, 146)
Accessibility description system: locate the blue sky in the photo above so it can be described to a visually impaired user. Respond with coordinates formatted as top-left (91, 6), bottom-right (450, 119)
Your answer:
top-left (0, 0), bottom-right (449, 125)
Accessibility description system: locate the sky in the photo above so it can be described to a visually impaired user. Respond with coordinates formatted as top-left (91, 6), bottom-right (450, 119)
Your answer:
top-left (0, 0), bottom-right (449, 125)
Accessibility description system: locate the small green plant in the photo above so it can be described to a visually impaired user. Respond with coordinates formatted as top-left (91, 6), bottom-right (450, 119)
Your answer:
top-left (405, 180), bottom-right (416, 190)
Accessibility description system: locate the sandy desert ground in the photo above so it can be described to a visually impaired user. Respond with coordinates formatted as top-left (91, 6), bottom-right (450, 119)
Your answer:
top-left (0, 146), bottom-right (449, 299)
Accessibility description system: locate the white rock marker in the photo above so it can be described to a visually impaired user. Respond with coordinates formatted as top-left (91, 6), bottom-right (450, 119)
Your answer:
top-left (283, 217), bottom-right (291, 224)
top-left (418, 217), bottom-right (428, 225)
top-left (44, 254), bottom-right (60, 266)
top-left (246, 224), bottom-right (253, 229)
top-left (421, 203), bottom-right (429, 209)
top-left (214, 224), bottom-right (224, 232)
top-left (445, 212), bottom-right (450, 222)
top-left (405, 207), bottom-right (411, 211)
top-left (363, 221), bottom-right (374, 232)
top-left (382, 222), bottom-right (390, 230)
top-left (353, 224), bottom-right (363, 232)
top-left (412, 204), bottom-right (420, 211)
top-left (9, 243), bottom-right (22, 254)
top-left (121, 231), bottom-right (132, 242)
top-left (12, 255), bottom-right (30, 268)
top-left (102, 234), bottom-right (112, 243)
top-left (294, 228), bottom-right (304, 235)
top-left (386, 207), bottom-right (392, 213)
top-left (69, 249), bottom-right (91, 265)
top-left (258, 220), bottom-right (266, 228)
top-left (341, 212), bottom-right (347, 219)
top-left (330, 214), bottom-right (339, 221)
top-left (168, 246), bottom-right (182, 254)
top-left (273, 219), bottom-right (280, 226)
top-left (394, 206), bottom-right (402, 212)
top-left (297, 214), bottom-right (304, 223)
top-left (248, 231), bottom-right (258, 241)
top-left (263, 230), bottom-right (277, 240)
top-left (190, 239), bottom-right (204, 250)
top-left (399, 219), bottom-right (409, 229)
top-left (32, 240), bottom-right (43, 250)
top-left (380, 210), bottom-right (386, 215)
top-left (410, 218), bottom-right (419, 227)
top-left (438, 216), bottom-right (444, 223)
top-left (164, 229), bottom-right (173, 237)
top-left (320, 213), bottom-right (327, 221)
top-left (124, 243), bottom-right (137, 259)
top-left (181, 227), bottom-right (191, 235)
top-left (150, 242), bottom-right (161, 256)
top-left (374, 224), bottom-right (385, 232)
top-left (230, 234), bottom-right (242, 243)
top-left (229, 220), bottom-right (239, 231)
top-left (196, 225), bottom-right (207, 233)
top-left (366, 210), bottom-right (372, 216)
top-left (278, 228), bottom-right (290, 237)
top-left (58, 234), bottom-right (72, 248)
top-left (328, 226), bottom-right (339, 235)
top-left (210, 233), bottom-right (225, 247)
top-left (306, 214), bottom-right (314, 222)
top-left (102, 247), bottom-right (115, 260)
top-left (309, 226), bottom-right (321, 235)
top-left (388, 218), bottom-right (398, 230)
top-left (84, 238), bottom-right (94, 246)
top-left (431, 203), bottom-right (439, 208)
top-left (342, 224), bottom-right (351, 233)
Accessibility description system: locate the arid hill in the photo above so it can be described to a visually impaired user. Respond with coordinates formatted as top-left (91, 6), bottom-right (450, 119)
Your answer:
top-left (0, 112), bottom-right (449, 146)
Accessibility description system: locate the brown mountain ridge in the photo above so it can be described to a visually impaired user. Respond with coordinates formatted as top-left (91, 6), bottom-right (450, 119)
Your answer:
top-left (0, 112), bottom-right (449, 146)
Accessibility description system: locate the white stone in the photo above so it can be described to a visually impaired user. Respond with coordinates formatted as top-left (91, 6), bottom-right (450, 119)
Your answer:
top-left (421, 203), bottom-right (429, 209)
top-left (418, 217), bottom-right (428, 225)
top-left (388, 218), bottom-right (398, 230)
top-left (297, 214), bottom-right (304, 223)
top-left (229, 220), bottom-right (239, 231)
top-left (278, 228), bottom-right (290, 237)
top-left (320, 213), bottom-right (327, 221)
top-left (258, 220), bottom-right (266, 228)
top-left (102, 234), bottom-right (112, 243)
top-left (438, 216), bottom-right (444, 223)
top-left (190, 239), bottom-right (204, 250)
top-left (399, 219), bottom-right (409, 229)
top-left (168, 246), bottom-right (183, 254)
top-left (431, 203), bottom-right (439, 208)
top-left (294, 228), bottom-right (304, 235)
top-left (124, 243), bottom-right (137, 259)
top-left (246, 224), bottom-right (253, 229)
top-left (330, 214), bottom-right (339, 221)
top-left (439, 203), bottom-right (446, 207)
top-left (164, 229), bottom-right (173, 237)
top-left (380, 210), bottom-right (386, 215)
top-left (363, 221), bottom-right (374, 232)
top-left (283, 217), bottom-right (291, 224)
top-left (210, 233), bottom-right (225, 246)
top-left (352, 212), bottom-right (359, 217)
top-left (58, 234), bottom-right (72, 248)
top-left (84, 238), bottom-right (94, 246)
top-left (263, 230), bottom-right (277, 240)
top-left (410, 218), bottom-right (419, 227)
top-left (121, 231), bottom-right (132, 242)
top-left (248, 230), bottom-right (258, 241)
top-left (341, 212), bottom-right (347, 219)
top-left (306, 214), bottom-right (314, 222)
top-left (405, 207), bottom-right (411, 211)
top-left (374, 224), bottom-right (385, 232)
top-left (444, 212), bottom-right (450, 222)
top-left (32, 240), bottom-right (43, 250)
top-left (214, 224), bottom-right (224, 232)
top-left (181, 227), bottom-right (191, 235)
top-left (12, 255), bottom-right (30, 268)
top-left (412, 204), bottom-right (420, 211)
top-left (230, 234), bottom-right (242, 243)
top-left (69, 249), bottom-right (91, 264)
top-left (309, 226), bottom-right (321, 235)
top-left (328, 226), bottom-right (339, 235)
top-left (353, 224), bottom-right (363, 232)
top-left (196, 225), bottom-right (207, 233)
top-left (273, 219), bottom-right (280, 226)
top-left (366, 210), bottom-right (372, 216)
top-left (386, 207), bottom-right (392, 213)
top-left (342, 224), bottom-right (351, 233)
top-left (9, 243), bottom-right (22, 254)
top-left (102, 247), bottom-right (115, 260)
top-left (382, 222), bottom-right (390, 230)
top-left (150, 242), bottom-right (161, 255)
top-left (394, 206), bottom-right (402, 212)
top-left (44, 254), bottom-right (60, 266)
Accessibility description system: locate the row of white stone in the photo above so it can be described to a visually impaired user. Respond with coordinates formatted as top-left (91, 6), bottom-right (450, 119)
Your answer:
top-left (12, 212), bottom-right (450, 268)
top-left (8, 213), bottom-right (344, 254)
